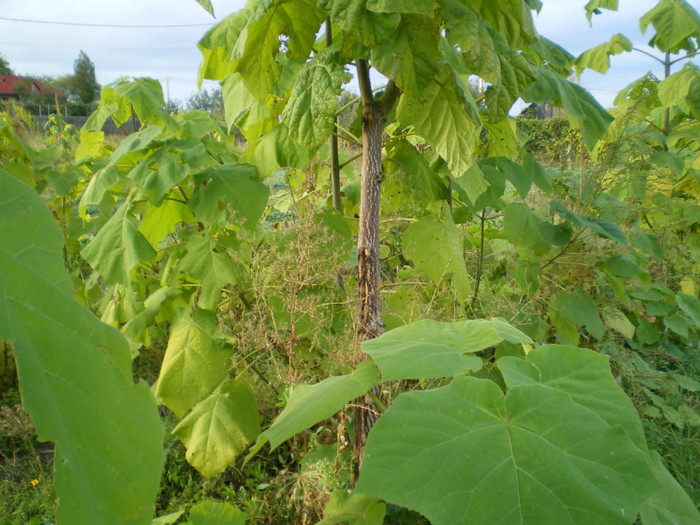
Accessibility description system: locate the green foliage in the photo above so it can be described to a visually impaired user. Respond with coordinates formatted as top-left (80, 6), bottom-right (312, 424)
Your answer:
top-left (0, 171), bottom-right (163, 523)
top-left (2, 0), bottom-right (700, 522)
top-left (72, 50), bottom-right (100, 105)
top-left (256, 361), bottom-right (379, 452)
top-left (172, 380), bottom-right (260, 477)
top-left (353, 328), bottom-right (695, 525)
top-left (0, 53), bottom-right (12, 75)
top-left (362, 318), bottom-right (530, 381)
top-left (574, 33), bottom-right (633, 75)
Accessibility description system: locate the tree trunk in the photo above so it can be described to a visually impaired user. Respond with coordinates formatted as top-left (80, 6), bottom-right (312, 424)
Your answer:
top-left (351, 61), bottom-right (399, 483)
top-left (357, 101), bottom-right (385, 343)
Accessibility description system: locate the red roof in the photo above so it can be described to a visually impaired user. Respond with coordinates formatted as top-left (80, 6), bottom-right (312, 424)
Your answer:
top-left (0, 75), bottom-right (49, 95)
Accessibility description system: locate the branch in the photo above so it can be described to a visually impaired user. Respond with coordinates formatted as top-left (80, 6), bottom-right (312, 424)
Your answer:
top-left (379, 78), bottom-right (400, 115)
top-left (337, 94), bottom-right (361, 116)
top-left (339, 151), bottom-right (363, 170)
top-left (356, 59), bottom-right (374, 105)
top-left (669, 52), bottom-right (696, 67)
top-left (632, 47), bottom-right (665, 65)
top-left (541, 230), bottom-right (583, 270)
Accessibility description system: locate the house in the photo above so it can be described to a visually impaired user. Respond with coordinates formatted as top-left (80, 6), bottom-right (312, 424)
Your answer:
top-left (0, 75), bottom-right (50, 100)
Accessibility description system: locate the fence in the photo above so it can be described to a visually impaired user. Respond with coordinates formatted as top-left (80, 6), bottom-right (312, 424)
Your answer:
top-left (36, 115), bottom-right (140, 134)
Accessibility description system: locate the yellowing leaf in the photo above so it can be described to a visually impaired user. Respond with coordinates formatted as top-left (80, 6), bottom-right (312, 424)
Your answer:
top-left (156, 309), bottom-right (232, 417)
top-left (397, 65), bottom-right (481, 175)
top-left (173, 380), bottom-right (260, 477)
top-left (282, 51), bottom-right (346, 148)
top-left (234, 0), bottom-right (325, 101)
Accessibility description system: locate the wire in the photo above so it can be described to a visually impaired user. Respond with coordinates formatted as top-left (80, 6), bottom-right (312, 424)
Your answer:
top-left (0, 16), bottom-right (212, 29)
top-left (0, 41), bottom-right (194, 50)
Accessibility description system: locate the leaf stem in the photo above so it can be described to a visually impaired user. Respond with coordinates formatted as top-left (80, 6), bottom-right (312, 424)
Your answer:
top-left (366, 387), bottom-right (386, 413)
top-left (469, 210), bottom-right (486, 310)
top-left (632, 47), bottom-right (665, 65)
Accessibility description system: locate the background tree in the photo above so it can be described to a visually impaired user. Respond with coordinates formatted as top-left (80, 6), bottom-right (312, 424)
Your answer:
top-left (185, 87), bottom-right (224, 118)
top-left (0, 54), bottom-right (13, 75)
top-left (72, 50), bottom-right (99, 107)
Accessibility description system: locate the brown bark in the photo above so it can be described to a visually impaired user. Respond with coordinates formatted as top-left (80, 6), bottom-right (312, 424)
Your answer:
top-left (351, 60), bottom-right (399, 483)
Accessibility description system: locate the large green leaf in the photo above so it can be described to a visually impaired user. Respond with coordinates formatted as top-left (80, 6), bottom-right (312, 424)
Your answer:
top-left (173, 379), bottom-right (261, 477)
top-left (640, 0), bottom-right (700, 53)
top-left (462, 22), bottom-right (534, 121)
top-left (522, 67), bottom-right (613, 148)
top-left (129, 139), bottom-right (210, 206)
top-left (397, 65), bottom-right (481, 175)
top-left (176, 232), bottom-right (240, 310)
top-left (81, 199), bottom-right (157, 286)
top-left (452, 162), bottom-right (490, 208)
top-left (246, 123), bottom-right (315, 177)
top-left (261, 361), bottom-right (379, 450)
top-left (234, 0), bottom-right (325, 101)
top-left (282, 50), bottom-right (346, 148)
top-left (401, 211), bottom-right (471, 301)
top-left (372, 14), bottom-right (440, 95)
top-left (362, 318), bottom-right (532, 381)
top-left (657, 63), bottom-right (700, 111)
top-left (122, 286), bottom-right (180, 343)
top-left (676, 292), bottom-right (700, 326)
top-left (317, 0), bottom-right (400, 49)
top-left (498, 344), bottom-right (648, 448)
top-left (574, 33), bottom-right (633, 75)
top-left (550, 200), bottom-right (628, 245)
top-left (129, 146), bottom-right (189, 206)
top-left (472, 0), bottom-right (538, 49)
top-left (189, 164), bottom-right (269, 227)
top-left (79, 166), bottom-right (121, 208)
top-left (489, 157), bottom-right (532, 198)
top-left (0, 170), bottom-right (163, 523)
top-left (156, 309), bottom-right (231, 418)
top-left (382, 139), bottom-right (442, 213)
top-left (193, 0), bottom-right (214, 16)
top-left (356, 347), bottom-right (658, 525)
top-left (639, 451), bottom-right (700, 525)
top-left (220, 73), bottom-right (257, 130)
top-left (109, 125), bottom-right (163, 163)
top-left (524, 37), bottom-right (575, 76)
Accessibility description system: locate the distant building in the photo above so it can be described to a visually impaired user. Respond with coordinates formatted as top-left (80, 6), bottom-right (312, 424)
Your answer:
top-left (0, 75), bottom-right (51, 100)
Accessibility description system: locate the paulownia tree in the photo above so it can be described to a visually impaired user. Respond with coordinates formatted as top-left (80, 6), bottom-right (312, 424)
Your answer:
top-left (192, 0), bottom-right (615, 470)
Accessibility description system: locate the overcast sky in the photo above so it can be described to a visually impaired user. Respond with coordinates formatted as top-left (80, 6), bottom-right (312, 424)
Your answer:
top-left (0, 0), bottom-right (697, 110)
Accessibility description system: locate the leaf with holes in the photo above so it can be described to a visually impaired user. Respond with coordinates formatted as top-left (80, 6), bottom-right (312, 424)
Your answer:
top-left (283, 51), bottom-right (347, 148)
top-left (397, 65), bottom-right (481, 175)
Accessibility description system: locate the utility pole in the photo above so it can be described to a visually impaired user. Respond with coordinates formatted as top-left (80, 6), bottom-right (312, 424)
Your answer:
top-left (166, 74), bottom-right (171, 104)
